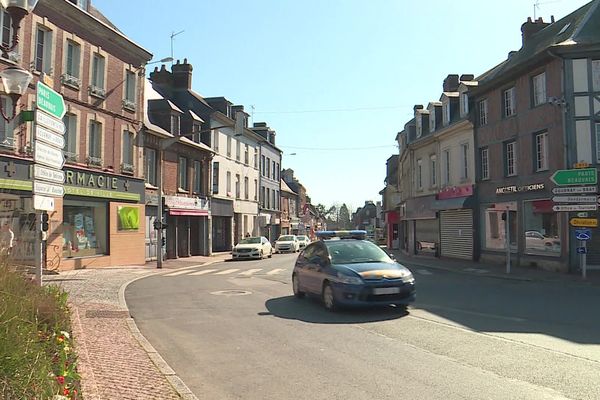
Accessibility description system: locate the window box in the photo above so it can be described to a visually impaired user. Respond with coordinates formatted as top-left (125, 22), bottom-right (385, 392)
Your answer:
top-left (121, 163), bottom-right (134, 175)
top-left (61, 73), bottom-right (81, 90)
top-left (86, 156), bottom-right (102, 168)
top-left (64, 151), bottom-right (78, 163)
top-left (89, 85), bottom-right (106, 99)
top-left (122, 99), bottom-right (136, 112)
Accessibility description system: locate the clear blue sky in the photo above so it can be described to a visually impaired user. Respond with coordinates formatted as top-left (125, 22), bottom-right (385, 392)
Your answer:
top-left (95, 0), bottom-right (590, 211)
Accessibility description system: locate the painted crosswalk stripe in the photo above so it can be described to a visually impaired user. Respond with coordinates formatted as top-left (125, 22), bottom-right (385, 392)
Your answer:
top-left (415, 269), bottom-right (432, 275)
top-left (214, 269), bottom-right (240, 275)
top-left (164, 270), bottom-right (197, 277)
top-left (188, 269), bottom-right (218, 276)
top-left (239, 268), bottom-right (262, 276)
top-left (266, 268), bottom-right (285, 275)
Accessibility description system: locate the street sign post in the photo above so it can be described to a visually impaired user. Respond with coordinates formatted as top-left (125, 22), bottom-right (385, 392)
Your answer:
top-left (551, 186), bottom-right (597, 194)
top-left (577, 247), bottom-right (587, 254)
top-left (35, 125), bottom-right (65, 148)
top-left (33, 164), bottom-right (65, 184)
top-left (575, 229), bottom-right (592, 241)
top-left (550, 168), bottom-right (597, 186)
top-left (552, 204), bottom-right (597, 212)
top-left (33, 180), bottom-right (65, 197)
top-left (35, 109), bottom-right (66, 134)
top-left (34, 141), bottom-right (65, 169)
top-left (33, 195), bottom-right (55, 211)
top-left (570, 218), bottom-right (599, 227)
top-left (36, 81), bottom-right (66, 119)
top-left (552, 195), bottom-right (596, 203)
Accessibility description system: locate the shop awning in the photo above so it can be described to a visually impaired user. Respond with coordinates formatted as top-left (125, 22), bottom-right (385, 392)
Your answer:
top-left (169, 209), bottom-right (209, 216)
top-left (431, 196), bottom-right (474, 211)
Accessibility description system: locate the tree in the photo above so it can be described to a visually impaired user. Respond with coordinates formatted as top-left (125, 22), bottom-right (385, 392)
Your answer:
top-left (338, 204), bottom-right (351, 229)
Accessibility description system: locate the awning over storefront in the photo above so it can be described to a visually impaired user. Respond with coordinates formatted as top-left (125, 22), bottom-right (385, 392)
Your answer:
top-left (169, 209), bottom-right (209, 216)
top-left (404, 195), bottom-right (437, 220)
top-left (431, 196), bottom-right (474, 211)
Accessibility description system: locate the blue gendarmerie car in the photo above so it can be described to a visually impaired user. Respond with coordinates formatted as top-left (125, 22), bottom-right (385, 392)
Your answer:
top-left (292, 230), bottom-right (415, 311)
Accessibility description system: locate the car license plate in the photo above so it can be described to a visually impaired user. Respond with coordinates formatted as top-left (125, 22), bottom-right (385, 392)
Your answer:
top-left (373, 287), bottom-right (401, 295)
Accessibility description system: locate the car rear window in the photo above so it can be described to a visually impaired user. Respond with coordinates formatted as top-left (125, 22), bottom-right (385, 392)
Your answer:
top-left (279, 236), bottom-right (295, 241)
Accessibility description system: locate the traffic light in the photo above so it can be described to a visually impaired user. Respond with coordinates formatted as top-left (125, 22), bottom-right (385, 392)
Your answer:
top-left (161, 237), bottom-right (166, 247)
top-left (153, 220), bottom-right (167, 230)
top-left (41, 212), bottom-right (49, 232)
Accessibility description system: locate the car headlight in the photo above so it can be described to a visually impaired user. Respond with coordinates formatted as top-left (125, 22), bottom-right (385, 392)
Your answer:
top-left (402, 272), bottom-right (414, 283)
top-left (336, 272), bottom-right (363, 285)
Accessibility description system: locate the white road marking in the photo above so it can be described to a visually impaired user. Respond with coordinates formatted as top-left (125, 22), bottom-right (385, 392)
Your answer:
top-left (188, 269), bottom-right (218, 276)
top-left (464, 268), bottom-right (489, 274)
top-left (214, 268), bottom-right (240, 275)
top-left (239, 268), bottom-right (263, 276)
top-left (415, 269), bottom-right (432, 275)
top-left (266, 268), bottom-right (285, 275)
top-left (164, 270), bottom-right (197, 277)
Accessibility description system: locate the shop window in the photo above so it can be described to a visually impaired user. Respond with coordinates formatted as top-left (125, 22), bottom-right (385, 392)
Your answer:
top-left (481, 203), bottom-right (517, 251)
top-left (524, 200), bottom-right (560, 256)
top-left (63, 200), bottom-right (108, 258)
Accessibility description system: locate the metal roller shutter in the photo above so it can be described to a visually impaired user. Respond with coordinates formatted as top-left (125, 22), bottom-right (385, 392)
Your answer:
top-left (440, 210), bottom-right (473, 259)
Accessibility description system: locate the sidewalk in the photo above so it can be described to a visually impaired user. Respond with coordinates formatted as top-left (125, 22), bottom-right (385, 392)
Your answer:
top-left (44, 253), bottom-right (231, 400)
top-left (390, 250), bottom-right (600, 286)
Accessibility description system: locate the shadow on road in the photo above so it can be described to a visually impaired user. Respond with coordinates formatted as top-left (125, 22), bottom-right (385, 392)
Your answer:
top-left (263, 295), bottom-right (407, 324)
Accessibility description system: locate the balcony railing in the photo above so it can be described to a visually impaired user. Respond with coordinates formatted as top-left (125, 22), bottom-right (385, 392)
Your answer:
top-left (122, 99), bottom-right (136, 111)
top-left (88, 85), bottom-right (106, 99)
top-left (121, 162), bottom-right (134, 174)
top-left (64, 151), bottom-right (78, 163)
top-left (86, 156), bottom-right (103, 167)
top-left (61, 73), bottom-right (81, 90)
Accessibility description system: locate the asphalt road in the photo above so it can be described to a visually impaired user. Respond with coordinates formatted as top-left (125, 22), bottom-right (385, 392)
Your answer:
top-left (126, 254), bottom-right (600, 400)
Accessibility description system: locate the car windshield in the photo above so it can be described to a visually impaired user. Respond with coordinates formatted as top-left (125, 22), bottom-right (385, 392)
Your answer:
top-left (239, 237), bottom-right (261, 244)
top-left (325, 240), bottom-right (393, 265)
top-left (278, 236), bottom-right (295, 241)
top-left (298, 236), bottom-right (308, 241)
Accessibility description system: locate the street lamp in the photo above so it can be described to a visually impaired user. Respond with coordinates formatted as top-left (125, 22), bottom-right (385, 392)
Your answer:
top-left (146, 57), bottom-right (174, 66)
top-left (0, 66), bottom-right (32, 121)
top-left (0, 0), bottom-right (39, 59)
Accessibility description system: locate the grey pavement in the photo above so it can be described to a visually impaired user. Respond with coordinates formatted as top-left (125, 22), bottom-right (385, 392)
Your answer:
top-left (390, 250), bottom-right (600, 286)
top-left (43, 252), bottom-right (231, 400)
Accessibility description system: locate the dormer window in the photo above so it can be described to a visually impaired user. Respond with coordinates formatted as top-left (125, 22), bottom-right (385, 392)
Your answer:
top-left (460, 92), bottom-right (469, 117)
top-left (68, 0), bottom-right (90, 10)
top-left (416, 116), bottom-right (422, 138)
top-left (442, 101), bottom-right (450, 126)
top-left (170, 114), bottom-right (180, 135)
top-left (429, 110), bottom-right (436, 132)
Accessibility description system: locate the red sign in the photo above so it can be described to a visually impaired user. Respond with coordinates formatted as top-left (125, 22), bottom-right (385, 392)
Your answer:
top-left (437, 185), bottom-right (473, 200)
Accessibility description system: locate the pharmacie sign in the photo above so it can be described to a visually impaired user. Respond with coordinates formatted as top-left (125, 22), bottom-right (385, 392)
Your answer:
top-left (63, 169), bottom-right (144, 202)
top-left (496, 183), bottom-right (545, 195)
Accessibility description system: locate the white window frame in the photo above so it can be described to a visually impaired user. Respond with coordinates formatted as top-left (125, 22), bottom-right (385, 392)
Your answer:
top-left (122, 130), bottom-right (134, 168)
top-left (478, 99), bottom-right (488, 126)
top-left (62, 113), bottom-right (77, 160)
top-left (226, 171), bottom-right (231, 196)
top-left (170, 114), bottom-right (180, 136)
top-left (65, 40), bottom-right (81, 80)
top-left (460, 143), bottom-right (469, 180)
top-left (503, 87), bottom-right (516, 117)
top-left (443, 101), bottom-right (450, 126)
top-left (35, 26), bottom-right (53, 74)
top-left (416, 116), bottom-right (422, 138)
top-left (236, 139), bottom-right (241, 161)
top-left (227, 136), bottom-right (231, 157)
top-left (0, 9), bottom-right (13, 51)
top-left (506, 141), bottom-right (517, 176)
top-left (145, 148), bottom-right (157, 186)
top-left (88, 120), bottom-right (102, 160)
top-left (429, 111), bottom-right (436, 132)
top-left (91, 53), bottom-right (105, 89)
top-left (443, 149), bottom-right (450, 185)
top-left (193, 160), bottom-right (202, 194)
top-left (417, 158), bottom-right (423, 190)
top-left (535, 132), bottom-right (548, 171)
top-left (430, 155), bottom-right (437, 187)
top-left (178, 156), bottom-right (188, 190)
top-left (532, 72), bottom-right (546, 107)
top-left (125, 70), bottom-right (136, 103)
top-left (460, 92), bottom-right (469, 117)
top-left (254, 179), bottom-right (258, 201)
top-left (244, 144), bottom-right (249, 165)
top-left (212, 162), bottom-right (219, 194)
top-left (481, 148), bottom-right (489, 180)
top-left (244, 176), bottom-right (249, 199)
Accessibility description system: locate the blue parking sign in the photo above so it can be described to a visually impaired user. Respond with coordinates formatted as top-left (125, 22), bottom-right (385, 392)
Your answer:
top-left (576, 247), bottom-right (588, 254)
top-left (575, 229), bottom-right (592, 241)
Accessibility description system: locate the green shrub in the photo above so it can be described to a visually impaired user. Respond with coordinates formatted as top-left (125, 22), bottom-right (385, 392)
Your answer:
top-left (0, 266), bottom-right (81, 399)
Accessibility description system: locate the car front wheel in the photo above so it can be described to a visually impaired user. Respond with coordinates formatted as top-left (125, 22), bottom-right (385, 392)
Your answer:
top-left (322, 283), bottom-right (337, 311)
top-left (268, 249), bottom-right (273, 258)
top-left (292, 274), bottom-right (305, 298)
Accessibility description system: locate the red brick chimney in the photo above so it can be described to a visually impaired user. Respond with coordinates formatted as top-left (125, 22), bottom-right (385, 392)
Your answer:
top-left (172, 58), bottom-right (193, 90)
top-left (521, 17), bottom-right (550, 46)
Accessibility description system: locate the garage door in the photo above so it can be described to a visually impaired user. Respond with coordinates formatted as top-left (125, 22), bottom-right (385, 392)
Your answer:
top-left (440, 209), bottom-right (473, 260)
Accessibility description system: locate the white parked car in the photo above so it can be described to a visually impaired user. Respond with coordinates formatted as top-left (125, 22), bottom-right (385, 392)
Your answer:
top-left (296, 235), bottom-right (311, 249)
top-left (274, 235), bottom-right (300, 253)
top-left (232, 236), bottom-right (273, 260)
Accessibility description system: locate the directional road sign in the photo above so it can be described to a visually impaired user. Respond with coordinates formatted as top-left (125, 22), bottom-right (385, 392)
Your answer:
top-left (570, 218), bottom-right (599, 227)
top-left (35, 125), bottom-right (65, 149)
top-left (33, 164), bottom-right (65, 184)
top-left (577, 247), bottom-right (588, 254)
top-left (552, 186), bottom-right (597, 194)
top-left (552, 195), bottom-right (596, 203)
top-left (575, 229), bottom-right (592, 241)
top-left (35, 110), bottom-right (66, 134)
top-left (577, 212), bottom-right (589, 218)
top-left (550, 168), bottom-right (597, 186)
top-left (552, 204), bottom-right (597, 212)
top-left (36, 81), bottom-right (66, 119)
top-left (33, 180), bottom-right (65, 197)
top-left (33, 195), bottom-right (55, 211)
top-left (34, 141), bottom-right (65, 169)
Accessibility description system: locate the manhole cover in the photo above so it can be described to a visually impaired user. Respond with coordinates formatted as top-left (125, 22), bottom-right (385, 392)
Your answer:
top-left (210, 290), bottom-right (252, 296)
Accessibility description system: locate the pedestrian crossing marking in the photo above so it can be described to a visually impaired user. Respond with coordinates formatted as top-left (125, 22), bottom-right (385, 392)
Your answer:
top-left (163, 270), bottom-right (197, 277)
top-left (239, 268), bottom-right (263, 276)
top-left (415, 269), bottom-right (432, 275)
top-left (266, 268), bottom-right (285, 275)
top-left (188, 269), bottom-right (218, 276)
top-left (214, 268), bottom-right (240, 275)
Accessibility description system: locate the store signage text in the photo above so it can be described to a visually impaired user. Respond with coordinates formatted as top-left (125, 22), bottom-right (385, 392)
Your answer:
top-left (65, 170), bottom-right (119, 190)
top-left (496, 183), bottom-right (545, 195)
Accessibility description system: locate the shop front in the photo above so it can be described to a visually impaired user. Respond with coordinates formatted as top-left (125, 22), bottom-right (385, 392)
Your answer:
top-left (404, 195), bottom-right (438, 256)
top-left (431, 185), bottom-right (475, 260)
top-left (385, 210), bottom-right (400, 250)
top-left (479, 182), bottom-right (566, 271)
top-left (164, 195), bottom-right (210, 258)
top-left (212, 197), bottom-right (233, 252)
top-left (51, 167), bottom-right (146, 270)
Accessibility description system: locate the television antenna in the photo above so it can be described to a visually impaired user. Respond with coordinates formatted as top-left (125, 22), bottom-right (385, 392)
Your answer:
top-left (170, 30), bottom-right (185, 65)
top-left (533, 0), bottom-right (560, 20)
